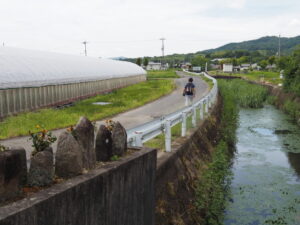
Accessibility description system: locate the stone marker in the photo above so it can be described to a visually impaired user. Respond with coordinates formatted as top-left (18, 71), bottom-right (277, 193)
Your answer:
top-left (28, 147), bottom-right (54, 187)
top-left (74, 117), bottom-right (96, 169)
top-left (0, 148), bottom-right (27, 202)
top-left (10, 148), bottom-right (27, 185)
top-left (55, 131), bottom-right (84, 178)
top-left (95, 125), bottom-right (112, 161)
top-left (111, 122), bottom-right (127, 156)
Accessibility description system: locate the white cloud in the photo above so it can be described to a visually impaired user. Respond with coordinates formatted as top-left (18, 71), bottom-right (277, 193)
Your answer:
top-left (0, 0), bottom-right (299, 58)
top-left (288, 18), bottom-right (300, 27)
top-left (227, 0), bottom-right (247, 9)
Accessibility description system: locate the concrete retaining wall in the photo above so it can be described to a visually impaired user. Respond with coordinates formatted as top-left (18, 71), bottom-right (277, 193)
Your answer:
top-left (155, 95), bottom-right (222, 225)
top-left (0, 75), bottom-right (146, 118)
top-left (0, 148), bottom-right (156, 225)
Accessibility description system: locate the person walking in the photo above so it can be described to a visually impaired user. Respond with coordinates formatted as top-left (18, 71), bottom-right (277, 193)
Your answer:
top-left (183, 77), bottom-right (195, 106)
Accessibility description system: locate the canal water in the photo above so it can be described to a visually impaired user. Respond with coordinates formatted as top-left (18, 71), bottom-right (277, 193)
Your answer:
top-left (224, 105), bottom-right (300, 225)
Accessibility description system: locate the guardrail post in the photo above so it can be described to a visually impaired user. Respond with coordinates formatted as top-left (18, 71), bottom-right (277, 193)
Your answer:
top-left (192, 105), bottom-right (197, 127)
top-left (205, 99), bottom-right (209, 114)
top-left (207, 96), bottom-right (210, 108)
top-left (165, 120), bottom-right (172, 152)
top-left (200, 102), bottom-right (204, 120)
top-left (181, 111), bottom-right (187, 137)
top-left (134, 131), bottom-right (143, 147)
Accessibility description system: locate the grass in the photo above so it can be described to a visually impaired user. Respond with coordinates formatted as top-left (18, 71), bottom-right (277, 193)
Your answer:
top-left (0, 79), bottom-right (175, 139)
top-left (147, 69), bottom-right (180, 79)
top-left (210, 70), bottom-right (282, 85)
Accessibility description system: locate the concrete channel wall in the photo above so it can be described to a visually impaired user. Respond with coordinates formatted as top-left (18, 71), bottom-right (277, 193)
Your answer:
top-left (0, 75), bottom-right (146, 118)
top-left (0, 148), bottom-right (156, 225)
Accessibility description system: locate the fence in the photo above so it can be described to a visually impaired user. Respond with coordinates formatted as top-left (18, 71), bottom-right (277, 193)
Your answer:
top-left (127, 72), bottom-right (218, 152)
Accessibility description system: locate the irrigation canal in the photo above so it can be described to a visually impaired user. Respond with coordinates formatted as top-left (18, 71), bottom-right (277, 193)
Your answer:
top-left (224, 105), bottom-right (300, 224)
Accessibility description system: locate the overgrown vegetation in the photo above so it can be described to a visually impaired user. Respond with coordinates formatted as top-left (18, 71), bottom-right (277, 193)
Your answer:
top-left (219, 79), bottom-right (268, 108)
top-left (283, 47), bottom-right (300, 96)
top-left (0, 79), bottom-right (175, 139)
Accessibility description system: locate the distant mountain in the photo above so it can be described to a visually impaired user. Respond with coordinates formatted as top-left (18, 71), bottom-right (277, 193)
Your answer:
top-left (110, 56), bottom-right (128, 60)
top-left (201, 36), bottom-right (300, 55)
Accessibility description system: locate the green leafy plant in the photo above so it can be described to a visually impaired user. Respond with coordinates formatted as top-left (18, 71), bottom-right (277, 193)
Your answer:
top-left (110, 155), bottom-right (120, 161)
top-left (29, 125), bottom-right (57, 155)
top-left (0, 143), bottom-right (7, 152)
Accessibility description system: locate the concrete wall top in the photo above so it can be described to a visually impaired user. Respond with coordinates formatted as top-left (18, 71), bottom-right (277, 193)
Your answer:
top-left (0, 47), bottom-right (146, 89)
top-left (0, 148), bottom-right (156, 225)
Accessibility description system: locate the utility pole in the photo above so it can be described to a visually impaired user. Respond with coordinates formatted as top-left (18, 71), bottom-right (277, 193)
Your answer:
top-left (82, 41), bottom-right (88, 56)
top-left (278, 34), bottom-right (281, 58)
top-left (160, 38), bottom-right (166, 69)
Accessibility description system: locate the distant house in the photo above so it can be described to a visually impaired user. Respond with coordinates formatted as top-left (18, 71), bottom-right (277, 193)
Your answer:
top-left (223, 64), bottom-right (233, 73)
top-left (233, 66), bottom-right (241, 72)
top-left (192, 66), bottom-right (201, 72)
top-left (181, 62), bottom-right (192, 70)
top-left (210, 64), bottom-right (221, 70)
top-left (146, 62), bottom-right (161, 70)
top-left (266, 64), bottom-right (277, 70)
top-left (241, 64), bottom-right (251, 71)
top-left (251, 63), bottom-right (261, 70)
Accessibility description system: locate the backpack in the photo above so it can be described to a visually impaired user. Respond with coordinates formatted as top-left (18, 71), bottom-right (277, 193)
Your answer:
top-left (184, 83), bottom-right (194, 95)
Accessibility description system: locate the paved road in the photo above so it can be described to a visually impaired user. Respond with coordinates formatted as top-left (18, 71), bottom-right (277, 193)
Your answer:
top-left (1, 71), bottom-right (209, 160)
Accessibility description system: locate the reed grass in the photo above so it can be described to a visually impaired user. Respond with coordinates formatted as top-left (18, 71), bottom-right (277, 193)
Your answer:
top-left (218, 79), bottom-right (268, 108)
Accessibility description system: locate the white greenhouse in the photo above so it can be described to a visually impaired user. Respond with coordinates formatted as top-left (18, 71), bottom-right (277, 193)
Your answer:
top-left (0, 47), bottom-right (146, 118)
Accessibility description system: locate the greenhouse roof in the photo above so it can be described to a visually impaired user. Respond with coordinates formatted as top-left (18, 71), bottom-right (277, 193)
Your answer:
top-left (0, 47), bottom-right (146, 89)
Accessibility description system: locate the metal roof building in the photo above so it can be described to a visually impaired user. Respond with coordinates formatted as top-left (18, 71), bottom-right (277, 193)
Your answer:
top-left (0, 47), bottom-right (146, 117)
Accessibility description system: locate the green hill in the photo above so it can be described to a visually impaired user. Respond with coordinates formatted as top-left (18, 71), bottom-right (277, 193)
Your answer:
top-left (122, 35), bottom-right (300, 65)
top-left (201, 36), bottom-right (300, 55)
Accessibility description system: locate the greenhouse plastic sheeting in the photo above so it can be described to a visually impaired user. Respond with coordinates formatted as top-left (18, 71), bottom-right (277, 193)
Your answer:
top-left (0, 47), bottom-right (146, 89)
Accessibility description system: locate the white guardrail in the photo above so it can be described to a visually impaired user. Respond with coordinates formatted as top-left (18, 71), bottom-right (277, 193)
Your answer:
top-left (127, 71), bottom-right (218, 152)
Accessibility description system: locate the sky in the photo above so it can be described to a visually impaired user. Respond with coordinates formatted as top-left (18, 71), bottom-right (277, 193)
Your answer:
top-left (0, 0), bottom-right (300, 58)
